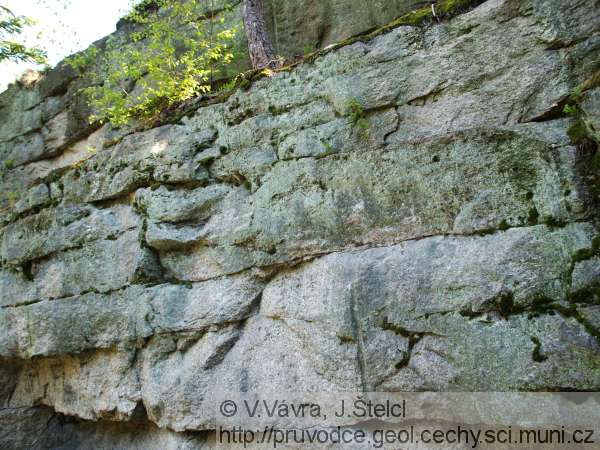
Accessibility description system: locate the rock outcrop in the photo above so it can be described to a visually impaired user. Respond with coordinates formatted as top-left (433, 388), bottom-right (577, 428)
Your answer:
top-left (1, 0), bottom-right (599, 448)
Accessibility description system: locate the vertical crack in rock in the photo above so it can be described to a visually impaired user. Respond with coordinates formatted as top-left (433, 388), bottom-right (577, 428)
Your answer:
top-left (530, 336), bottom-right (549, 363)
top-left (1, 358), bottom-right (21, 408)
top-left (28, 411), bottom-right (59, 450)
top-left (381, 317), bottom-right (422, 371)
top-left (383, 106), bottom-right (402, 145)
top-left (349, 284), bottom-right (368, 392)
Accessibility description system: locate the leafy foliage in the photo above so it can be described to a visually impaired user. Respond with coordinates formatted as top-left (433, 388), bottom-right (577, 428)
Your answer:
top-left (346, 98), bottom-right (366, 124)
top-left (68, 0), bottom-right (238, 127)
top-left (563, 104), bottom-right (576, 115)
top-left (0, 5), bottom-right (47, 63)
top-left (347, 97), bottom-right (370, 139)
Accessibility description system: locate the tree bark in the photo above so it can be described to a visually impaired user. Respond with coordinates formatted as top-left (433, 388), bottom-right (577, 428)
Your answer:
top-left (243, 0), bottom-right (277, 69)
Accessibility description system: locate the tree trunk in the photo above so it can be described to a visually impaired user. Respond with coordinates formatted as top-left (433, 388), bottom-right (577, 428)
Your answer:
top-left (243, 0), bottom-right (277, 69)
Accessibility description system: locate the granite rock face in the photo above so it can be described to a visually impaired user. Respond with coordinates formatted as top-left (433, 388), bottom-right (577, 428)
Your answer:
top-left (1, 0), bottom-right (600, 448)
top-left (264, 0), bottom-right (425, 56)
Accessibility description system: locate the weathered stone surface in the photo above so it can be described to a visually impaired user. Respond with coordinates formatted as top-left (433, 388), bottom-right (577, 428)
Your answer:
top-left (5, 223), bottom-right (598, 431)
top-left (0, 0), bottom-right (600, 446)
top-left (0, 273), bottom-right (263, 358)
top-left (145, 222), bottom-right (206, 251)
top-left (265, 0), bottom-right (424, 57)
top-left (0, 86), bottom-right (42, 144)
top-left (0, 132), bottom-right (45, 168)
top-left (0, 203), bottom-right (139, 266)
top-left (111, 0), bottom-right (429, 82)
top-left (262, 223), bottom-right (600, 391)
top-left (379, 311), bottom-right (600, 391)
top-left (11, 182), bottom-right (51, 217)
top-left (0, 82), bottom-right (41, 112)
top-left (10, 350), bottom-right (141, 421)
top-left (143, 274), bottom-right (264, 336)
top-left (156, 128), bottom-right (591, 281)
top-left (37, 62), bottom-right (79, 98)
top-left (41, 110), bottom-right (70, 153)
top-left (137, 184), bottom-right (250, 255)
top-left (22, 230), bottom-right (160, 302)
top-left (135, 184), bottom-right (231, 223)
top-left (139, 313), bottom-right (361, 432)
top-left (528, 0), bottom-right (600, 49)
top-left (0, 358), bottom-right (21, 407)
top-left (0, 287), bottom-right (143, 359)
top-left (0, 126), bottom-right (111, 222)
top-left (571, 257), bottom-right (600, 293)
top-left (580, 87), bottom-right (600, 142)
top-left (57, 421), bottom-right (210, 450)
top-left (0, 107), bottom-right (42, 144)
top-left (0, 407), bottom-right (60, 450)
top-left (5, 315), bottom-right (356, 431)
top-left (0, 406), bottom-right (210, 450)
top-left (0, 77), bottom-right (99, 173)
top-left (0, 269), bottom-right (38, 308)
top-left (62, 125), bottom-right (216, 204)
top-left (0, 274), bottom-right (264, 429)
